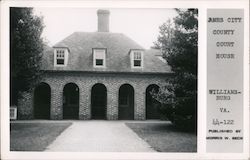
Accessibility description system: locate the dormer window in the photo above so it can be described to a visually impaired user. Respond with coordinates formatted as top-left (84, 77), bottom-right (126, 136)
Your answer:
top-left (93, 49), bottom-right (106, 67)
top-left (131, 50), bottom-right (143, 68)
top-left (56, 50), bottom-right (65, 65)
top-left (54, 48), bottom-right (69, 67)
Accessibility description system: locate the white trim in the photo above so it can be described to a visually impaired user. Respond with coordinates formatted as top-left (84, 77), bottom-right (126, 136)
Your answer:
top-left (130, 50), bottom-right (144, 68)
top-left (53, 48), bottom-right (69, 67)
top-left (93, 49), bottom-right (106, 68)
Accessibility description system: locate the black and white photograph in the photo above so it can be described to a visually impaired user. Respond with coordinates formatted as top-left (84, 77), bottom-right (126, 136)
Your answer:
top-left (1, 0), bottom-right (249, 159)
top-left (9, 7), bottom-right (198, 152)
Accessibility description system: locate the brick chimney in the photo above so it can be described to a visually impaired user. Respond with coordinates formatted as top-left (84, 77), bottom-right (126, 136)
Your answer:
top-left (97, 9), bottom-right (110, 32)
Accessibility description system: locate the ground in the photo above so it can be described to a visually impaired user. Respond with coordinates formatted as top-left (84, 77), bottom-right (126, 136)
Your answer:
top-left (10, 120), bottom-right (197, 152)
top-left (126, 122), bottom-right (197, 152)
top-left (10, 121), bottom-right (72, 151)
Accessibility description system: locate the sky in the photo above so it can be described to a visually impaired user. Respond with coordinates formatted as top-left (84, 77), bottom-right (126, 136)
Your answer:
top-left (34, 8), bottom-right (177, 49)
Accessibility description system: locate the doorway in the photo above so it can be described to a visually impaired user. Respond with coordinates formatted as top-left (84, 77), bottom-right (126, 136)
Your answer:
top-left (118, 84), bottom-right (134, 120)
top-left (34, 83), bottom-right (51, 119)
top-left (63, 83), bottom-right (79, 119)
top-left (91, 83), bottom-right (107, 119)
top-left (146, 84), bottom-right (160, 119)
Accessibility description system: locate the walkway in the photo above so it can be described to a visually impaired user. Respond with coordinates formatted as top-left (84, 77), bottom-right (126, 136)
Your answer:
top-left (45, 121), bottom-right (156, 152)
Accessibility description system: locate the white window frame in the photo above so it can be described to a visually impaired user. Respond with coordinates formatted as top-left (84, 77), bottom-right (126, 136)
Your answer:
top-left (54, 48), bottom-right (69, 67)
top-left (130, 50), bottom-right (144, 68)
top-left (93, 49), bottom-right (106, 68)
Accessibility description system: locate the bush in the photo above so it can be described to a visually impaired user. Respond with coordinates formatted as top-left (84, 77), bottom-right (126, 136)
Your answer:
top-left (158, 96), bottom-right (196, 131)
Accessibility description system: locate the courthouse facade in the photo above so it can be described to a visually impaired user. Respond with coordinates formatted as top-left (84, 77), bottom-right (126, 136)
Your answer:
top-left (17, 9), bottom-right (172, 120)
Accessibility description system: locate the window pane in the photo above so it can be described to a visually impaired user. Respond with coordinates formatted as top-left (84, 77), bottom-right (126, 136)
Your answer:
top-left (134, 52), bottom-right (141, 60)
top-left (96, 59), bottom-right (103, 66)
top-left (95, 50), bottom-right (105, 59)
top-left (57, 52), bottom-right (65, 58)
top-left (134, 60), bottom-right (141, 67)
top-left (57, 59), bottom-right (64, 65)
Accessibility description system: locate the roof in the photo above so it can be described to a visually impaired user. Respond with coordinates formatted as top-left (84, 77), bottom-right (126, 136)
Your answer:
top-left (41, 32), bottom-right (172, 74)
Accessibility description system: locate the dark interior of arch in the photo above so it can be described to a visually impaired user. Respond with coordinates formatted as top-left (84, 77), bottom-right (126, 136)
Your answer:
top-left (34, 83), bottom-right (51, 119)
top-left (118, 84), bottom-right (134, 120)
top-left (63, 83), bottom-right (79, 119)
top-left (91, 83), bottom-right (107, 119)
top-left (146, 84), bottom-right (160, 119)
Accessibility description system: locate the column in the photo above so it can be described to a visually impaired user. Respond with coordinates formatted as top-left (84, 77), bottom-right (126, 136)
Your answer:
top-left (107, 85), bottom-right (118, 120)
top-left (134, 85), bottom-right (146, 120)
top-left (79, 84), bottom-right (91, 120)
top-left (50, 84), bottom-right (63, 120)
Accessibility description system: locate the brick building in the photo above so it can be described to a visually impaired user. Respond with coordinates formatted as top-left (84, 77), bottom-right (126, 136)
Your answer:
top-left (17, 9), bottom-right (172, 120)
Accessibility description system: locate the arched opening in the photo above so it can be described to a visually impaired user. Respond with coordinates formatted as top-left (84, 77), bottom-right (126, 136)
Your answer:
top-left (63, 83), bottom-right (79, 119)
top-left (146, 84), bottom-right (160, 119)
top-left (118, 84), bottom-right (134, 120)
top-left (91, 83), bottom-right (107, 119)
top-left (34, 82), bottom-right (51, 119)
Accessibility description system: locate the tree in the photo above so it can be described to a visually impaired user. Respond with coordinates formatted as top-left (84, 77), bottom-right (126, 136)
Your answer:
top-left (10, 8), bottom-right (45, 105)
top-left (152, 9), bottom-right (198, 131)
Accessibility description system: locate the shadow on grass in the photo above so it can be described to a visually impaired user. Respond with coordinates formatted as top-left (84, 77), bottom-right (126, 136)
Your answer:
top-left (126, 122), bottom-right (197, 152)
top-left (10, 122), bottom-right (72, 151)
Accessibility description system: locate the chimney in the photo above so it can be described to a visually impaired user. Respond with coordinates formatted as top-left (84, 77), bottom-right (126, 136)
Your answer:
top-left (97, 9), bottom-right (110, 32)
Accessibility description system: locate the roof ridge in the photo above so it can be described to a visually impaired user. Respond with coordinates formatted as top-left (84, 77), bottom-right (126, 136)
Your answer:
top-left (53, 31), bottom-right (145, 49)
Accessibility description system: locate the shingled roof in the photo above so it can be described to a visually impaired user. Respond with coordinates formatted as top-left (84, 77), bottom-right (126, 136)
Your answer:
top-left (41, 9), bottom-right (171, 74)
top-left (41, 31), bottom-right (171, 74)
top-left (41, 31), bottom-right (172, 74)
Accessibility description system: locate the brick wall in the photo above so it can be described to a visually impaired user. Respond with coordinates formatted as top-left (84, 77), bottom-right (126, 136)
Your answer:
top-left (18, 72), bottom-right (169, 120)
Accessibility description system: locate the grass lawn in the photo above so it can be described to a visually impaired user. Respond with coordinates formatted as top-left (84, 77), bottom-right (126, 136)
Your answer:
top-left (126, 122), bottom-right (197, 152)
top-left (10, 122), bottom-right (72, 151)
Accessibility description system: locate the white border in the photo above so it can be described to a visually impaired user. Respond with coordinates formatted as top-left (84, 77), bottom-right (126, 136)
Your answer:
top-left (1, 0), bottom-right (249, 160)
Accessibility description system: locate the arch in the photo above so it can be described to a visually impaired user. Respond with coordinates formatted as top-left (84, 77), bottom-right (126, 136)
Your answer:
top-left (118, 84), bottom-right (134, 120)
top-left (91, 83), bottom-right (107, 119)
top-left (63, 83), bottom-right (79, 119)
top-left (146, 84), bottom-right (160, 119)
top-left (34, 82), bottom-right (51, 119)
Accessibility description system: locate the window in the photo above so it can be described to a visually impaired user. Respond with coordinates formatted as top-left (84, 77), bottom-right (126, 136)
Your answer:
top-left (131, 50), bottom-right (143, 68)
top-left (133, 51), bottom-right (142, 67)
top-left (56, 50), bottom-right (65, 65)
top-left (54, 48), bottom-right (69, 67)
top-left (96, 59), bottom-right (103, 66)
top-left (93, 49), bottom-right (106, 67)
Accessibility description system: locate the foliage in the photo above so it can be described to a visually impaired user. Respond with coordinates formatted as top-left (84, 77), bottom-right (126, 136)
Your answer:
top-left (152, 9), bottom-right (198, 131)
top-left (10, 8), bottom-right (45, 105)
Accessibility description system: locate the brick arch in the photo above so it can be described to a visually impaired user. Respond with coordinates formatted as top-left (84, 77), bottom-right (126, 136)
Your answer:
top-left (118, 83), bottom-right (134, 120)
top-left (63, 83), bottom-right (79, 119)
top-left (116, 82), bottom-right (136, 103)
top-left (90, 82), bottom-right (108, 90)
top-left (34, 82), bottom-right (51, 119)
top-left (117, 82), bottom-right (135, 89)
top-left (145, 84), bottom-right (160, 92)
top-left (145, 84), bottom-right (161, 119)
top-left (62, 81), bottom-right (81, 89)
